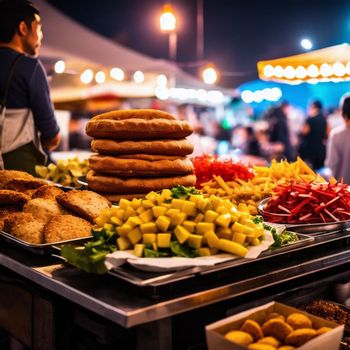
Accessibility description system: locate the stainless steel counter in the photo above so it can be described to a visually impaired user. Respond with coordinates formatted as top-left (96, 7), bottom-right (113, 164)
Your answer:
top-left (1, 230), bottom-right (350, 330)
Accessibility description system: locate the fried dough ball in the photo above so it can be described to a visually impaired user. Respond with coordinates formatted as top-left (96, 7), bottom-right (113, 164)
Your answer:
top-left (241, 319), bottom-right (264, 341)
top-left (286, 328), bottom-right (317, 347)
top-left (23, 198), bottom-right (68, 223)
top-left (265, 313), bottom-right (286, 322)
top-left (43, 215), bottom-right (92, 243)
top-left (257, 336), bottom-right (280, 348)
top-left (286, 313), bottom-right (312, 330)
top-left (262, 319), bottom-right (293, 342)
top-left (225, 330), bottom-right (254, 346)
top-left (316, 326), bottom-right (332, 335)
top-left (7, 213), bottom-right (44, 244)
top-left (277, 347), bottom-right (295, 350)
top-left (248, 344), bottom-right (275, 350)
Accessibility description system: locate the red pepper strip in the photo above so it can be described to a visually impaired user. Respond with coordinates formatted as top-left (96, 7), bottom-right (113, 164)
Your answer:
top-left (311, 189), bottom-right (336, 199)
top-left (319, 212), bottom-right (326, 223)
top-left (290, 198), bottom-right (312, 216)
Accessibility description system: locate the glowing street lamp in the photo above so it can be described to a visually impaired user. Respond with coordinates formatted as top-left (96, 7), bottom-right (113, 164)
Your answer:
top-left (301, 38), bottom-right (313, 50)
top-left (160, 4), bottom-right (177, 61)
top-left (202, 65), bottom-right (218, 84)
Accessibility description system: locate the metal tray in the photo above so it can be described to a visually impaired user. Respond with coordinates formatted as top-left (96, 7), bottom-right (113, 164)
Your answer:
top-left (77, 176), bottom-right (88, 187)
top-left (0, 230), bottom-right (92, 255)
top-left (108, 232), bottom-right (314, 288)
top-left (258, 198), bottom-right (350, 234)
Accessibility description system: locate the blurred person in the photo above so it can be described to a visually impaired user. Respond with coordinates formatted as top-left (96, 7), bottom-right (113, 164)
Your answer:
top-left (264, 101), bottom-right (294, 161)
top-left (0, 0), bottom-right (60, 175)
top-left (298, 100), bottom-right (327, 170)
top-left (325, 94), bottom-right (350, 183)
top-left (244, 126), bottom-right (261, 157)
top-left (327, 106), bottom-right (344, 132)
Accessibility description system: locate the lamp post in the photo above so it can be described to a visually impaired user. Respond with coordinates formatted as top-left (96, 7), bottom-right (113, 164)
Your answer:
top-left (160, 4), bottom-right (177, 62)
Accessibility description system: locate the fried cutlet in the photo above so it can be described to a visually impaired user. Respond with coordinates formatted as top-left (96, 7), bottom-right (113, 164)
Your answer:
top-left (23, 198), bottom-right (68, 223)
top-left (0, 170), bottom-right (33, 189)
top-left (43, 215), bottom-right (92, 243)
top-left (32, 185), bottom-right (64, 200)
top-left (5, 178), bottom-right (46, 192)
top-left (56, 190), bottom-right (111, 223)
top-left (0, 190), bottom-right (30, 206)
top-left (5, 212), bottom-right (44, 244)
top-left (0, 205), bottom-right (22, 231)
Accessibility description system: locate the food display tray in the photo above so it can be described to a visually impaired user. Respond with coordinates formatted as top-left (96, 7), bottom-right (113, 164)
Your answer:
top-left (0, 230), bottom-right (92, 255)
top-left (108, 232), bottom-right (315, 292)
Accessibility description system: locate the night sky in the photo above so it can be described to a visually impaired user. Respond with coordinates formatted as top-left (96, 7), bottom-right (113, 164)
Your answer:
top-left (46, 0), bottom-right (350, 88)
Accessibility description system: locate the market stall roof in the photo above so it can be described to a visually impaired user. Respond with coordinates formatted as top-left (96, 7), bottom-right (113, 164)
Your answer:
top-left (257, 44), bottom-right (350, 84)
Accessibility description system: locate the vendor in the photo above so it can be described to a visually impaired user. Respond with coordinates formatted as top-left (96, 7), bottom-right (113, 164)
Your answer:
top-left (0, 0), bottom-right (61, 175)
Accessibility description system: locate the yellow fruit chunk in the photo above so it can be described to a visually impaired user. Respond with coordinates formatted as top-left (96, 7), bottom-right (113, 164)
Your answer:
top-left (217, 228), bottom-right (232, 240)
top-left (124, 206), bottom-right (137, 220)
top-left (182, 220), bottom-right (196, 233)
top-left (194, 213), bottom-right (205, 223)
top-left (187, 234), bottom-right (202, 248)
top-left (142, 199), bottom-right (154, 209)
top-left (232, 222), bottom-right (256, 236)
top-left (152, 206), bottom-right (167, 218)
top-left (203, 230), bottom-right (220, 248)
top-left (198, 247), bottom-right (211, 256)
top-left (215, 213), bottom-right (231, 228)
top-left (140, 222), bottom-right (157, 233)
top-left (136, 207), bottom-right (145, 214)
top-left (171, 212), bottom-right (187, 226)
top-left (204, 210), bottom-right (219, 223)
top-left (130, 198), bottom-right (142, 210)
top-left (166, 208), bottom-right (180, 219)
top-left (119, 198), bottom-right (131, 210)
top-left (142, 233), bottom-right (157, 244)
top-left (125, 216), bottom-right (142, 227)
top-left (110, 216), bottom-right (123, 226)
top-left (127, 228), bottom-right (143, 245)
top-left (134, 244), bottom-right (144, 257)
top-left (174, 225), bottom-right (191, 244)
top-left (145, 191), bottom-right (158, 200)
top-left (232, 231), bottom-right (246, 245)
top-left (196, 222), bottom-right (215, 235)
top-left (103, 223), bottom-right (114, 232)
top-left (116, 224), bottom-right (133, 237)
top-left (117, 236), bottom-right (131, 250)
top-left (155, 215), bottom-right (171, 232)
top-left (139, 209), bottom-right (153, 223)
top-left (218, 239), bottom-right (248, 257)
top-left (197, 198), bottom-right (210, 212)
top-left (171, 198), bottom-right (186, 210)
top-left (157, 233), bottom-right (171, 248)
top-left (182, 201), bottom-right (197, 216)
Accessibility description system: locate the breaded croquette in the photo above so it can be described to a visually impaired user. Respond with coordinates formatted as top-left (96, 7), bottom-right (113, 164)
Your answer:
top-left (6, 212), bottom-right (44, 244)
top-left (225, 330), bottom-right (254, 346)
top-left (32, 185), bottom-right (64, 200)
top-left (0, 190), bottom-right (30, 206)
top-left (248, 344), bottom-right (275, 350)
top-left (286, 328), bottom-right (317, 347)
top-left (57, 190), bottom-right (111, 223)
top-left (277, 347), bottom-right (295, 350)
top-left (316, 327), bottom-right (332, 335)
top-left (265, 313), bottom-right (285, 322)
top-left (44, 215), bottom-right (92, 243)
top-left (286, 313), bottom-right (312, 330)
top-left (262, 319), bottom-right (293, 342)
top-left (5, 178), bottom-right (46, 192)
top-left (241, 319), bottom-right (264, 341)
top-left (0, 170), bottom-right (33, 189)
top-left (23, 198), bottom-right (68, 223)
top-left (257, 336), bottom-right (280, 347)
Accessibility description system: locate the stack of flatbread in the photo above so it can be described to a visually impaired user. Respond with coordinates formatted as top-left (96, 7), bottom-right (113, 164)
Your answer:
top-left (85, 109), bottom-right (196, 202)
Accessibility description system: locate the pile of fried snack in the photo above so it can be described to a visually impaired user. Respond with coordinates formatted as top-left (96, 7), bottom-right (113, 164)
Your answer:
top-left (0, 170), bottom-right (111, 244)
top-left (225, 311), bottom-right (333, 349)
top-left (86, 109), bottom-right (196, 203)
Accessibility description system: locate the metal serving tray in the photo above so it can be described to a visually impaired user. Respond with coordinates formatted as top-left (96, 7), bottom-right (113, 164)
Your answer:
top-left (108, 232), bottom-right (314, 289)
top-left (258, 197), bottom-right (350, 234)
top-left (0, 230), bottom-right (92, 255)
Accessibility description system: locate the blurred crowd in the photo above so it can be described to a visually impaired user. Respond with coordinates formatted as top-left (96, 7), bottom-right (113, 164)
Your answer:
top-left (63, 95), bottom-right (350, 183)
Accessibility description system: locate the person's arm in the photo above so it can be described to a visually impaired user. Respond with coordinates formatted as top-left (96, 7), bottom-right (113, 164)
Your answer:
top-left (29, 60), bottom-right (61, 150)
top-left (300, 119), bottom-right (311, 136)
